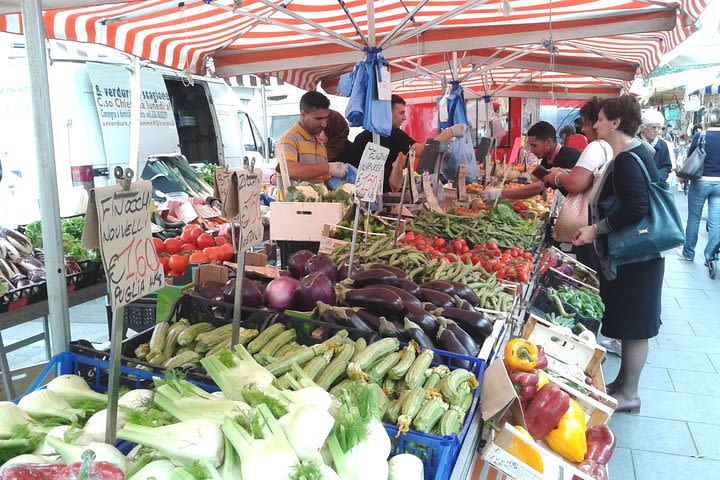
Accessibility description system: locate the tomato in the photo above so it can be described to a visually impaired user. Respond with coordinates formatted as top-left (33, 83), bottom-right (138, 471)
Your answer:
top-left (444, 254), bottom-right (456, 263)
top-left (219, 243), bottom-right (235, 261)
top-left (152, 237), bottom-right (165, 254)
top-left (470, 254), bottom-right (480, 265)
top-left (519, 272), bottom-right (530, 283)
top-left (416, 245), bottom-right (428, 253)
top-left (203, 246), bottom-right (223, 262)
top-left (524, 252), bottom-right (534, 260)
top-left (433, 237), bottom-right (446, 249)
top-left (158, 256), bottom-right (170, 274)
top-left (405, 232), bottom-right (415, 242)
top-left (164, 237), bottom-right (181, 254)
top-left (189, 251), bottom-right (209, 264)
top-left (180, 227), bottom-right (203, 245)
top-left (183, 224), bottom-right (201, 231)
top-left (215, 236), bottom-right (229, 246)
top-left (488, 242), bottom-right (499, 251)
top-left (493, 262), bottom-right (504, 272)
top-left (453, 239), bottom-right (466, 252)
top-left (196, 233), bottom-right (215, 250)
top-left (495, 270), bottom-right (506, 280)
top-left (180, 243), bottom-right (196, 253)
top-left (168, 254), bottom-right (189, 274)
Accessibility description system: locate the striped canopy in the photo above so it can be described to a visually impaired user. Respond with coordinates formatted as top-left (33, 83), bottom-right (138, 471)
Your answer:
top-left (0, 0), bottom-right (708, 94)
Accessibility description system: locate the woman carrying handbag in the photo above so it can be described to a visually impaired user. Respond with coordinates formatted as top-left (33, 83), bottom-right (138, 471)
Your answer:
top-left (573, 95), bottom-right (677, 414)
top-left (677, 107), bottom-right (720, 279)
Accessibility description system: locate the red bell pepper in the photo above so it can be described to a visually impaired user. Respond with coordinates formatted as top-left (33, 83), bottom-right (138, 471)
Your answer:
top-left (535, 345), bottom-right (548, 369)
top-left (0, 464), bottom-right (65, 480)
top-left (572, 460), bottom-right (608, 480)
top-left (52, 462), bottom-right (124, 480)
top-left (510, 370), bottom-right (539, 402)
top-left (584, 425), bottom-right (617, 465)
top-left (524, 384), bottom-right (570, 440)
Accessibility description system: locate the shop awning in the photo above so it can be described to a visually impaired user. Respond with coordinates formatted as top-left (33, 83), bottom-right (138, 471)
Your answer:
top-left (0, 0), bottom-right (708, 88)
top-left (690, 83), bottom-right (720, 95)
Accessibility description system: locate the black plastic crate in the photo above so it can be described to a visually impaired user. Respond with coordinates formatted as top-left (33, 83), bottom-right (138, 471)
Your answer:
top-left (277, 240), bottom-right (320, 268)
top-left (106, 296), bottom-right (158, 340)
top-left (269, 311), bottom-right (378, 346)
top-left (529, 287), bottom-right (578, 319)
top-left (76, 260), bottom-right (104, 289)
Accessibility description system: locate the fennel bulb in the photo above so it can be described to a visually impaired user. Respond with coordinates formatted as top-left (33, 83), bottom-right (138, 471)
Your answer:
top-left (200, 347), bottom-right (274, 400)
top-left (127, 459), bottom-right (176, 480)
top-left (46, 374), bottom-right (107, 407)
top-left (0, 454), bottom-right (50, 469)
top-left (33, 425), bottom-right (91, 456)
top-left (278, 405), bottom-right (335, 461)
top-left (119, 389), bottom-right (153, 410)
top-left (117, 419), bottom-right (224, 467)
top-left (0, 401), bottom-right (46, 439)
top-left (83, 409), bottom-right (127, 443)
top-left (335, 420), bottom-right (391, 480)
top-left (153, 383), bottom-right (250, 424)
top-left (18, 390), bottom-right (85, 423)
top-left (46, 436), bottom-right (128, 473)
top-left (291, 460), bottom-right (341, 480)
top-left (388, 453), bottom-right (424, 480)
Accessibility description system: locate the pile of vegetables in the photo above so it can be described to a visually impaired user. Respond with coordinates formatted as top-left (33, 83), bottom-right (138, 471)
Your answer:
top-left (22, 217), bottom-right (100, 264)
top-left (152, 225), bottom-right (235, 277)
top-left (500, 339), bottom-right (617, 476)
top-left (330, 217), bottom-right (393, 242)
top-left (553, 286), bottom-right (604, 319)
top-left (544, 251), bottom-right (600, 289)
top-left (331, 237), bottom-right (515, 312)
top-left (285, 182), bottom-right (355, 205)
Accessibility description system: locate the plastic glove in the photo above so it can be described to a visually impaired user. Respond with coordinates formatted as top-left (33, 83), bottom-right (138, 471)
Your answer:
top-left (479, 188), bottom-right (501, 202)
top-left (451, 123), bottom-right (468, 138)
top-left (328, 162), bottom-right (349, 178)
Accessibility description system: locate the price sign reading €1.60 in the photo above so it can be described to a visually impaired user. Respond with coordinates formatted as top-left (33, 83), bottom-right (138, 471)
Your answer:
top-left (82, 180), bottom-right (164, 311)
top-left (355, 142), bottom-right (390, 202)
top-left (236, 169), bottom-right (264, 252)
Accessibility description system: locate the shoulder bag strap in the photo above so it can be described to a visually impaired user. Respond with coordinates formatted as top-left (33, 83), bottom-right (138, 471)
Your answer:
top-left (627, 151), bottom-right (654, 185)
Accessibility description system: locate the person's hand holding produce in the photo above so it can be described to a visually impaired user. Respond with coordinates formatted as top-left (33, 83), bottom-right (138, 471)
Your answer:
top-left (328, 162), bottom-right (349, 178)
top-left (543, 167), bottom-right (570, 186)
top-left (479, 188), bottom-right (501, 203)
top-left (451, 123), bottom-right (468, 138)
top-left (573, 224), bottom-right (597, 246)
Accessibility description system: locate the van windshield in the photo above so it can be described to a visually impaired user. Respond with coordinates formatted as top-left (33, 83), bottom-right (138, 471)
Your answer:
top-left (270, 114), bottom-right (300, 141)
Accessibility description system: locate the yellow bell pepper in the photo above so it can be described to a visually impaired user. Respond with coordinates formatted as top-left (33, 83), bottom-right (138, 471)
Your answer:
top-left (536, 370), bottom-right (550, 390)
top-left (508, 425), bottom-right (544, 473)
top-left (545, 399), bottom-right (587, 463)
top-left (504, 338), bottom-right (538, 372)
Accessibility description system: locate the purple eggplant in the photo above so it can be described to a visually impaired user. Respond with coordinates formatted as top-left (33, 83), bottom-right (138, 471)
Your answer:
top-left (397, 278), bottom-right (422, 298)
top-left (368, 264), bottom-right (409, 280)
top-left (344, 288), bottom-right (404, 316)
top-left (341, 309), bottom-right (375, 332)
top-left (439, 318), bottom-right (479, 356)
top-left (355, 309), bottom-right (383, 330)
top-left (404, 304), bottom-right (441, 338)
top-left (404, 319), bottom-right (436, 349)
top-left (351, 269), bottom-right (399, 288)
top-left (379, 317), bottom-right (402, 338)
top-left (439, 308), bottom-right (494, 340)
top-left (445, 281), bottom-right (480, 306)
top-left (196, 281), bottom-right (225, 300)
top-left (436, 326), bottom-right (471, 368)
top-left (419, 288), bottom-right (454, 308)
top-left (420, 280), bottom-right (455, 295)
top-left (363, 285), bottom-right (421, 309)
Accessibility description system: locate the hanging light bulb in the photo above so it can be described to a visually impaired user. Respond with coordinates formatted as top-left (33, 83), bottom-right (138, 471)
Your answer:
top-left (499, 0), bottom-right (512, 16)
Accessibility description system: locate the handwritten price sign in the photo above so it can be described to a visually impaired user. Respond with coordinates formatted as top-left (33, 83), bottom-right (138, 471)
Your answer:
top-left (355, 142), bottom-right (390, 202)
top-left (82, 181), bottom-right (164, 311)
top-left (236, 169), bottom-right (264, 252)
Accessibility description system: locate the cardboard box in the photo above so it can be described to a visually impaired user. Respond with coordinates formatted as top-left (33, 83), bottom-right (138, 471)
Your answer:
top-left (194, 264), bottom-right (229, 285)
top-left (269, 202), bottom-right (344, 242)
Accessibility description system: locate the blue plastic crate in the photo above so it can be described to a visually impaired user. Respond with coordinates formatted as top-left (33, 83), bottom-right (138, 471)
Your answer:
top-left (383, 344), bottom-right (485, 480)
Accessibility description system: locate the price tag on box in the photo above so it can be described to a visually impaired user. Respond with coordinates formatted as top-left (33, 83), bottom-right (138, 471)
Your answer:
top-left (355, 142), bottom-right (390, 202)
top-left (236, 169), bottom-right (263, 252)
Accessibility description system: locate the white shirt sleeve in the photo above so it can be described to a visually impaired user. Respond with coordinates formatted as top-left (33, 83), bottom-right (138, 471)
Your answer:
top-left (575, 140), bottom-right (611, 172)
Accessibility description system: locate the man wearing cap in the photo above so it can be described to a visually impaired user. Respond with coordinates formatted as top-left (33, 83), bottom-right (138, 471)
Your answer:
top-left (489, 101), bottom-right (507, 145)
top-left (639, 109), bottom-right (673, 181)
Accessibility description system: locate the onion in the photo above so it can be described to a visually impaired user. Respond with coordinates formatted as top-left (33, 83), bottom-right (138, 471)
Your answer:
top-left (288, 250), bottom-right (315, 279)
top-left (294, 272), bottom-right (336, 311)
top-left (264, 276), bottom-right (299, 310)
top-left (337, 260), bottom-right (361, 281)
top-left (305, 254), bottom-right (337, 282)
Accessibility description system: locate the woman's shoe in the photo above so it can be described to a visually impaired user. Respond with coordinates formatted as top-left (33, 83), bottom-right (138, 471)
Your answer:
top-left (614, 396), bottom-right (641, 414)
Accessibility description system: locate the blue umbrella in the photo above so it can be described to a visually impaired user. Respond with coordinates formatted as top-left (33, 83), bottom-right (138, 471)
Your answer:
top-left (337, 49), bottom-right (392, 137)
top-left (438, 80), bottom-right (469, 129)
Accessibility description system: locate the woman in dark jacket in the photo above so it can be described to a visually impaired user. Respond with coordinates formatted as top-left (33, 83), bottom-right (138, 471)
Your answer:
top-left (573, 95), bottom-right (665, 413)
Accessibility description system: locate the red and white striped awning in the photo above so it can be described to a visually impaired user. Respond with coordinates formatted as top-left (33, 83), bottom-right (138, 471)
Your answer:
top-left (0, 0), bottom-right (708, 90)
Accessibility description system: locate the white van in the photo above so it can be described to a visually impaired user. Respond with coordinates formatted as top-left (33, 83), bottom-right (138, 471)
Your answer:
top-left (0, 39), bottom-right (268, 225)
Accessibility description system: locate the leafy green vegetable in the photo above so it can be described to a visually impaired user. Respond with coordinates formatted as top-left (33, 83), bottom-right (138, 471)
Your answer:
top-left (24, 221), bottom-right (43, 248)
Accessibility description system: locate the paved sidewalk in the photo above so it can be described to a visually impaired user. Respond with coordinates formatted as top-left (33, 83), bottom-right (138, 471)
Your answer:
top-left (605, 189), bottom-right (720, 480)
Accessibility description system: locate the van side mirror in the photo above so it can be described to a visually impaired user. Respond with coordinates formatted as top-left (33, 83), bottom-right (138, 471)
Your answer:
top-left (268, 138), bottom-right (276, 158)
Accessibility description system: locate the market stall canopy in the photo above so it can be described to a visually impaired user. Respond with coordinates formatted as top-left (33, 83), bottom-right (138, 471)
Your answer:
top-left (0, 0), bottom-right (708, 87)
top-left (0, 0), bottom-right (143, 15)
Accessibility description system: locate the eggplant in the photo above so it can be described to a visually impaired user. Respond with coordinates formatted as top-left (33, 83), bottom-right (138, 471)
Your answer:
top-left (440, 307), bottom-right (494, 340)
top-left (397, 278), bottom-right (422, 298)
top-left (365, 285), bottom-right (422, 309)
top-left (445, 281), bottom-right (481, 306)
top-left (344, 288), bottom-right (404, 316)
top-left (404, 319), bottom-right (436, 349)
top-left (378, 317), bottom-right (402, 338)
top-left (436, 326), bottom-right (471, 369)
top-left (319, 308), bottom-right (341, 325)
top-left (341, 309), bottom-right (375, 332)
top-left (355, 309), bottom-right (383, 330)
top-left (420, 280), bottom-right (455, 295)
top-left (404, 304), bottom-right (441, 338)
top-left (196, 281), bottom-right (225, 300)
top-left (350, 269), bottom-right (399, 288)
top-left (419, 288), bottom-right (454, 308)
top-left (368, 264), bottom-right (409, 280)
top-left (439, 318), bottom-right (479, 356)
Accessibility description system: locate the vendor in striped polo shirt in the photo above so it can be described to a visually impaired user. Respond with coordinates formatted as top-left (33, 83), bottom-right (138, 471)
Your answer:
top-left (275, 91), bottom-right (349, 186)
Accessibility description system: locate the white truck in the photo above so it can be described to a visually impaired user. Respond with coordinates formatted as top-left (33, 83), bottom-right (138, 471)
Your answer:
top-left (0, 39), bottom-right (270, 225)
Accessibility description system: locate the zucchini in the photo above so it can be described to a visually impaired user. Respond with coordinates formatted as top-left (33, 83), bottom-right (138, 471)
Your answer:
top-left (387, 343), bottom-right (417, 380)
top-left (149, 322), bottom-right (170, 351)
top-left (368, 351), bottom-right (402, 383)
top-left (404, 349), bottom-right (434, 389)
top-left (352, 338), bottom-right (400, 372)
top-left (247, 323), bottom-right (285, 354)
top-left (275, 341), bottom-right (301, 358)
top-left (413, 397), bottom-right (449, 434)
top-left (423, 365), bottom-right (451, 390)
top-left (384, 390), bottom-right (411, 425)
top-left (383, 377), bottom-right (398, 398)
top-left (134, 343), bottom-right (150, 360)
top-left (177, 322), bottom-right (214, 346)
top-left (302, 355), bottom-right (331, 381)
top-left (194, 324), bottom-right (234, 353)
top-left (316, 341), bottom-right (356, 390)
top-left (438, 369), bottom-right (478, 406)
top-left (164, 351), bottom-right (201, 369)
top-left (259, 328), bottom-right (297, 356)
top-left (162, 319), bottom-right (190, 357)
top-left (438, 406), bottom-right (462, 436)
top-left (207, 338), bottom-right (232, 358)
top-left (265, 346), bottom-right (315, 376)
top-left (351, 337), bottom-right (367, 361)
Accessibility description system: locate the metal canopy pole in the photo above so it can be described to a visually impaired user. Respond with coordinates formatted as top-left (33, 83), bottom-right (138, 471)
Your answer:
top-left (21, 0), bottom-right (71, 355)
top-left (261, 78), bottom-right (270, 165)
